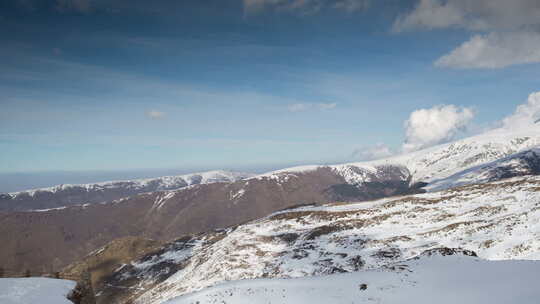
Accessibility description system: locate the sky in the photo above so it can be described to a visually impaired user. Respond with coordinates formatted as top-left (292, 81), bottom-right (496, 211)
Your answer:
top-left (1, 0), bottom-right (540, 181)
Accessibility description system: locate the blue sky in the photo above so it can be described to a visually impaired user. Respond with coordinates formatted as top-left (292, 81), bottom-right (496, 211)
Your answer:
top-left (1, 0), bottom-right (540, 175)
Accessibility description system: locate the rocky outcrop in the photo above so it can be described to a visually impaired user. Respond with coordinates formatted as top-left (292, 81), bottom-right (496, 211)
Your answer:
top-left (67, 269), bottom-right (96, 304)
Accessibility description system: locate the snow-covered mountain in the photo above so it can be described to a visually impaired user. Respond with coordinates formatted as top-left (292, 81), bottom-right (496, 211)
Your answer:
top-left (93, 174), bottom-right (540, 304)
top-left (0, 170), bottom-right (253, 212)
top-left (3, 125), bottom-right (539, 213)
top-left (258, 125), bottom-right (540, 192)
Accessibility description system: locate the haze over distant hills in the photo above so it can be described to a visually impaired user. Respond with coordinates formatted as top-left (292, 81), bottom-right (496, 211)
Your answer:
top-left (0, 166), bottom-right (284, 193)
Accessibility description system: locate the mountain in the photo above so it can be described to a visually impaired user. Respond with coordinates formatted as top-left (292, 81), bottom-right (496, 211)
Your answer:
top-left (0, 170), bottom-right (253, 212)
top-left (93, 174), bottom-right (540, 304)
top-left (0, 164), bottom-right (421, 274)
top-left (166, 253), bottom-right (540, 304)
top-left (270, 125), bottom-right (540, 191)
top-left (2, 125), bottom-right (540, 281)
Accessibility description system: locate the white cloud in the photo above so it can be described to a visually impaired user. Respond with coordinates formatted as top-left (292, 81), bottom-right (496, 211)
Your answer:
top-left (243, 0), bottom-right (369, 15)
top-left (403, 104), bottom-right (474, 152)
top-left (435, 31), bottom-right (540, 69)
top-left (502, 91), bottom-right (540, 129)
top-left (287, 102), bottom-right (337, 112)
top-left (352, 143), bottom-right (394, 161)
top-left (393, 0), bottom-right (540, 69)
top-left (288, 103), bottom-right (311, 112)
top-left (146, 110), bottom-right (165, 119)
top-left (318, 102), bottom-right (337, 110)
top-left (393, 0), bottom-right (540, 32)
top-left (393, 0), bottom-right (466, 32)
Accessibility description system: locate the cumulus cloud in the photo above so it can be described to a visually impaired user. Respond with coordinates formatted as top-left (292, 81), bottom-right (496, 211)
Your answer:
top-left (146, 110), bottom-right (165, 119)
top-left (352, 143), bottom-right (394, 161)
top-left (287, 102), bottom-right (337, 112)
top-left (435, 31), bottom-right (540, 69)
top-left (402, 105), bottom-right (475, 152)
top-left (502, 91), bottom-right (540, 129)
top-left (243, 0), bottom-right (369, 15)
top-left (393, 0), bottom-right (540, 32)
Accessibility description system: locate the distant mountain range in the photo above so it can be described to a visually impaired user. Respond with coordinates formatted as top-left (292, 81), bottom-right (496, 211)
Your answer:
top-left (1, 124), bottom-right (540, 301)
top-left (0, 170), bottom-right (253, 212)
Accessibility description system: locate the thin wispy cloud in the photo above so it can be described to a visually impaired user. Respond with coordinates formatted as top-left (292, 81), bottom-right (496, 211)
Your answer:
top-left (287, 102), bottom-right (337, 112)
top-left (146, 110), bottom-right (166, 119)
top-left (243, 0), bottom-right (369, 15)
top-left (393, 0), bottom-right (540, 32)
top-left (352, 143), bottom-right (394, 161)
top-left (435, 32), bottom-right (540, 69)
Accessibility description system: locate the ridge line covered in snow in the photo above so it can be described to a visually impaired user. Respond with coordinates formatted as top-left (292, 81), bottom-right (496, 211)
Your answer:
top-left (253, 125), bottom-right (540, 190)
top-left (6, 170), bottom-right (254, 197)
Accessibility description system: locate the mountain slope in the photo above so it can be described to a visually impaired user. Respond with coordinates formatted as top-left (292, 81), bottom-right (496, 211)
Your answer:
top-left (0, 165), bottom-right (420, 274)
top-left (0, 170), bottom-right (253, 212)
top-left (97, 175), bottom-right (540, 304)
top-left (167, 254), bottom-right (540, 304)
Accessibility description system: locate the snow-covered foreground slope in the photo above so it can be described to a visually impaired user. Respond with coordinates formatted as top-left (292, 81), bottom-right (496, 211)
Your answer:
top-left (0, 278), bottom-right (76, 304)
top-left (168, 254), bottom-right (540, 304)
top-left (257, 125), bottom-right (540, 191)
top-left (97, 175), bottom-right (539, 304)
top-left (0, 170), bottom-right (253, 211)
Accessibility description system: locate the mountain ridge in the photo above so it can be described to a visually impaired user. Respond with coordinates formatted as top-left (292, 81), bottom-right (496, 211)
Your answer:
top-left (0, 170), bottom-right (253, 212)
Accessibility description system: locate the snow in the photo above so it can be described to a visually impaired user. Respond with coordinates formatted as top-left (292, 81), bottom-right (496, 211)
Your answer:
top-left (229, 188), bottom-right (246, 200)
top-left (251, 125), bottom-right (540, 191)
top-left (7, 170), bottom-right (253, 198)
top-left (0, 278), bottom-right (76, 304)
top-left (166, 255), bottom-right (540, 304)
top-left (133, 239), bottom-right (203, 272)
top-left (132, 175), bottom-right (540, 303)
top-left (152, 192), bottom-right (177, 210)
top-left (33, 206), bottom-right (68, 212)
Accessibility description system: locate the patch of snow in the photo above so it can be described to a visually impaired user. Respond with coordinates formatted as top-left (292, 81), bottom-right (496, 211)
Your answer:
top-left (152, 192), bottom-right (177, 210)
top-left (33, 206), bottom-right (68, 212)
top-left (0, 278), bottom-right (76, 304)
top-left (229, 189), bottom-right (246, 201)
